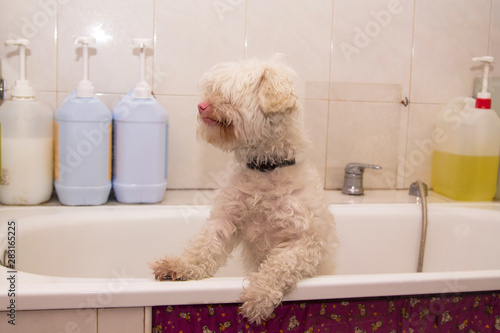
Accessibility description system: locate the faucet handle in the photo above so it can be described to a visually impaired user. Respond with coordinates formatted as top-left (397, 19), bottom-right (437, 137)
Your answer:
top-left (344, 163), bottom-right (382, 175)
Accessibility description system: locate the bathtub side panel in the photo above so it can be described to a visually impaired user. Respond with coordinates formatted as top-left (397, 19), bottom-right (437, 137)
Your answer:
top-left (0, 309), bottom-right (97, 333)
top-left (424, 207), bottom-right (500, 272)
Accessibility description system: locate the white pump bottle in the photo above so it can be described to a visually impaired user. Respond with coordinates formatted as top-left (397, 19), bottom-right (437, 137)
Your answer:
top-left (112, 39), bottom-right (169, 203)
top-left (0, 39), bottom-right (54, 205)
top-left (54, 37), bottom-right (112, 205)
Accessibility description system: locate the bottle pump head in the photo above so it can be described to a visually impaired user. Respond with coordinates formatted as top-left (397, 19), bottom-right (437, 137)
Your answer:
top-left (472, 56), bottom-right (494, 109)
top-left (4, 39), bottom-right (35, 99)
top-left (132, 38), bottom-right (152, 99)
top-left (75, 36), bottom-right (96, 98)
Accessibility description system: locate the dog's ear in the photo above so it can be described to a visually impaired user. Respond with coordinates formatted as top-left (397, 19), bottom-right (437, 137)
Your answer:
top-left (258, 66), bottom-right (299, 114)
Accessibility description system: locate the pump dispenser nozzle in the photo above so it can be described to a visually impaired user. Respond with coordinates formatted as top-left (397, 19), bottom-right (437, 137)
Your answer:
top-left (75, 36), bottom-right (96, 98)
top-left (472, 56), bottom-right (494, 109)
top-left (4, 39), bottom-right (35, 99)
top-left (132, 38), bottom-right (152, 99)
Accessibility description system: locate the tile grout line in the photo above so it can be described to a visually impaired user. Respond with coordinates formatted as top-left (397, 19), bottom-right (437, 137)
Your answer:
top-left (400, 0), bottom-right (418, 189)
top-left (324, 0), bottom-right (336, 190)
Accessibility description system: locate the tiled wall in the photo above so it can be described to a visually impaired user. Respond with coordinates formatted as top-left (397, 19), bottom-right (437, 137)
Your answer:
top-left (1, 0), bottom-right (499, 190)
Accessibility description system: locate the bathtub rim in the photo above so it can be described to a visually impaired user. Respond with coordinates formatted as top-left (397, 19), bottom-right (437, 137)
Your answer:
top-left (1, 200), bottom-right (500, 311)
top-left (2, 266), bottom-right (500, 311)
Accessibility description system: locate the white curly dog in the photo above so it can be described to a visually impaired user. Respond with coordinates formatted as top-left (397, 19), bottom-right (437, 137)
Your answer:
top-left (150, 57), bottom-right (337, 324)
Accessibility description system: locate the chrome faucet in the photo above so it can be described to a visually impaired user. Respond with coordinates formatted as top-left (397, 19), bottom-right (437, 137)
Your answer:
top-left (342, 163), bottom-right (382, 195)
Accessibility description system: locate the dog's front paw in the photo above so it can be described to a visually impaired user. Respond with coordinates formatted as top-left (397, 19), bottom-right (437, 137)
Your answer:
top-left (239, 289), bottom-right (279, 325)
top-left (149, 256), bottom-right (188, 281)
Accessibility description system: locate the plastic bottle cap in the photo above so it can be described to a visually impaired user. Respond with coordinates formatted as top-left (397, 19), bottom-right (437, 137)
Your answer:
top-left (11, 80), bottom-right (35, 98)
top-left (134, 81), bottom-right (151, 99)
top-left (77, 80), bottom-right (94, 98)
top-left (475, 97), bottom-right (492, 109)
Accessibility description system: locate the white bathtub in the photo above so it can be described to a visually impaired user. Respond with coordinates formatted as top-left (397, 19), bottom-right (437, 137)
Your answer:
top-left (1, 201), bottom-right (499, 314)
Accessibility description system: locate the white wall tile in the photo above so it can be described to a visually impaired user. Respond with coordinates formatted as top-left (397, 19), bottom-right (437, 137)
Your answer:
top-left (246, 0), bottom-right (333, 100)
top-left (404, 103), bottom-right (444, 187)
top-left (410, 0), bottom-right (490, 104)
top-left (57, 0), bottom-right (155, 94)
top-left (302, 99), bottom-right (329, 184)
top-left (490, 0), bottom-right (500, 77)
top-left (331, 0), bottom-right (414, 100)
top-left (0, 0), bottom-right (57, 94)
top-left (154, 0), bottom-right (246, 96)
top-left (330, 82), bottom-right (402, 103)
top-left (396, 102), bottom-right (410, 189)
top-left (38, 91), bottom-right (57, 112)
top-left (326, 101), bottom-right (401, 189)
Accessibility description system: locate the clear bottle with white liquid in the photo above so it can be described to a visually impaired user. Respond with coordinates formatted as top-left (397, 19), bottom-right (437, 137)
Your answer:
top-left (0, 39), bottom-right (54, 205)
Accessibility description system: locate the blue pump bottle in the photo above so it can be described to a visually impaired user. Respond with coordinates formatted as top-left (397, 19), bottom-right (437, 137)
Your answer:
top-left (54, 37), bottom-right (112, 205)
top-left (112, 39), bottom-right (168, 203)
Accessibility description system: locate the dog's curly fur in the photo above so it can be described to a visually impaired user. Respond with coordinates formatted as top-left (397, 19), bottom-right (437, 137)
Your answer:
top-left (150, 57), bottom-right (337, 325)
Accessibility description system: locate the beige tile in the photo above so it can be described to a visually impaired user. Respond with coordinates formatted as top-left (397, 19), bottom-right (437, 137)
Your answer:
top-left (154, 0), bottom-right (246, 96)
top-left (395, 101), bottom-right (410, 189)
top-left (38, 91), bottom-right (57, 113)
top-left (410, 0), bottom-right (490, 104)
top-left (404, 103), bottom-right (444, 188)
top-left (330, 82), bottom-right (402, 103)
top-left (326, 101), bottom-right (402, 189)
top-left (0, 309), bottom-right (97, 333)
top-left (330, 0), bottom-right (414, 100)
top-left (246, 0), bottom-right (333, 100)
top-left (98, 308), bottom-right (144, 333)
top-left (302, 100), bottom-right (329, 185)
top-left (490, 0), bottom-right (500, 77)
top-left (0, 0), bottom-right (57, 94)
top-left (57, 0), bottom-right (155, 94)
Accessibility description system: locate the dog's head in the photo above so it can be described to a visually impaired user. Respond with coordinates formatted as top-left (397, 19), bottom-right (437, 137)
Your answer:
top-left (197, 58), bottom-right (308, 164)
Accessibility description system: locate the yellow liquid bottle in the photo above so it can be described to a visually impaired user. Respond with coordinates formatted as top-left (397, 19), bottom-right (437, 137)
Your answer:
top-left (431, 150), bottom-right (499, 201)
top-left (432, 56), bottom-right (500, 201)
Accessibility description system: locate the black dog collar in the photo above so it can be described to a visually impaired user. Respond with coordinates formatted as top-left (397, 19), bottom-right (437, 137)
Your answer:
top-left (246, 158), bottom-right (296, 172)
